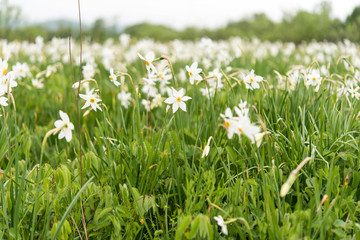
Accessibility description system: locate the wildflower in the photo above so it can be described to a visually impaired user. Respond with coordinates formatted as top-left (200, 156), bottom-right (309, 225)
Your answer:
top-left (201, 136), bottom-right (213, 158)
top-left (164, 87), bottom-right (191, 113)
top-left (0, 96), bottom-right (8, 106)
top-left (109, 68), bottom-right (120, 87)
top-left (142, 77), bottom-right (158, 97)
top-left (12, 62), bottom-right (30, 79)
top-left (306, 70), bottom-right (322, 86)
top-left (137, 52), bottom-right (157, 73)
top-left (79, 89), bottom-right (102, 112)
top-left (254, 131), bottom-right (270, 147)
top-left (31, 78), bottom-right (44, 89)
top-left (142, 99), bottom-right (152, 112)
top-left (220, 108), bottom-right (238, 139)
top-left (54, 110), bottom-right (74, 142)
top-left (117, 90), bottom-right (132, 108)
top-left (82, 63), bottom-right (96, 79)
top-left (0, 71), bottom-right (17, 95)
top-left (186, 62), bottom-right (202, 85)
top-left (234, 100), bottom-right (249, 118)
top-left (235, 116), bottom-right (261, 143)
top-left (0, 58), bottom-right (8, 76)
top-left (213, 215), bottom-right (228, 235)
top-left (244, 69), bottom-right (263, 90)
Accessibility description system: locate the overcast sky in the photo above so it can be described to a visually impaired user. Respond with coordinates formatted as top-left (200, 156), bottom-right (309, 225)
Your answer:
top-left (10, 0), bottom-right (360, 29)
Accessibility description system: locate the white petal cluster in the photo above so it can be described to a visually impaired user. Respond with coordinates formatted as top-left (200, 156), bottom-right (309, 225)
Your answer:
top-left (220, 101), bottom-right (261, 143)
top-left (54, 110), bottom-right (74, 142)
top-left (164, 87), bottom-right (191, 113)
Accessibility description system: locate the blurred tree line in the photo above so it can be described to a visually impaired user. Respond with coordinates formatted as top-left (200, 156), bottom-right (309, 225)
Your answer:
top-left (1, 1), bottom-right (360, 43)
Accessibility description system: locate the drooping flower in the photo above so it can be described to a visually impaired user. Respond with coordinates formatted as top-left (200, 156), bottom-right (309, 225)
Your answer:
top-left (31, 78), bottom-right (44, 89)
top-left (164, 87), bottom-right (191, 113)
top-left (137, 52), bottom-right (157, 73)
top-left (186, 62), bottom-right (202, 85)
top-left (54, 110), bottom-right (74, 142)
top-left (109, 68), bottom-right (120, 87)
top-left (213, 215), bottom-right (228, 235)
top-left (201, 136), bottom-right (213, 158)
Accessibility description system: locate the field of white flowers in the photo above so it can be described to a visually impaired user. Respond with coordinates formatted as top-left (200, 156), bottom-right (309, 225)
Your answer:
top-left (1, 35), bottom-right (360, 239)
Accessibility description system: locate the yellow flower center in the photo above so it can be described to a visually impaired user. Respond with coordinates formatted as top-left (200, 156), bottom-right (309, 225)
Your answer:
top-left (224, 121), bottom-right (230, 129)
top-left (189, 72), bottom-right (193, 76)
top-left (250, 78), bottom-right (254, 82)
top-left (110, 76), bottom-right (113, 80)
top-left (20, 69), bottom-right (23, 72)
top-left (2, 69), bottom-right (7, 75)
top-left (238, 128), bottom-right (244, 133)
top-left (176, 97), bottom-right (181, 102)
top-left (145, 61), bottom-right (150, 66)
top-left (90, 98), bottom-right (95, 103)
top-left (312, 77), bottom-right (316, 81)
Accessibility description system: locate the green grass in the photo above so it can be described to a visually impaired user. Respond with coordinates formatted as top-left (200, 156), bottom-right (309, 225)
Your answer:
top-left (0, 37), bottom-right (360, 239)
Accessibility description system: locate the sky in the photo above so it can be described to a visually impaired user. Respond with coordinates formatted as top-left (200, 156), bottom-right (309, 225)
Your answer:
top-left (9, 0), bottom-right (360, 29)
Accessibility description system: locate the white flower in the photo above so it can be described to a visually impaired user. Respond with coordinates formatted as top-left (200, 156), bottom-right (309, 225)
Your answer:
top-left (79, 89), bottom-right (102, 112)
top-left (142, 77), bottom-right (158, 97)
top-left (0, 96), bottom-right (8, 106)
top-left (0, 71), bottom-right (17, 95)
top-left (31, 78), bottom-right (44, 89)
top-left (54, 110), bottom-right (74, 142)
top-left (185, 62), bottom-right (202, 85)
top-left (82, 63), bottom-right (96, 79)
top-left (117, 90), bottom-right (132, 108)
top-left (306, 70), bottom-right (322, 86)
top-left (201, 136), bottom-right (213, 158)
top-left (244, 69), bottom-right (263, 90)
top-left (164, 87), bottom-right (191, 113)
top-left (213, 215), bottom-right (228, 235)
top-left (0, 58), bottom-right (8, 76)
top-left (109, 68), bottom-right (120, 87)
top-left (220, 108), bottom-right (238, 139)
top-left (12, 62), bottom-right (30, 79)
top-left (137, 52), bottom-right (157, 73)
top-left (235, 115), bottom-right (261, 143)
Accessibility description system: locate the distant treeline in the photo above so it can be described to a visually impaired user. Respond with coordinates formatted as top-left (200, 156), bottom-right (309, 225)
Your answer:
top-left (1, 1), bottom-right (360, 43)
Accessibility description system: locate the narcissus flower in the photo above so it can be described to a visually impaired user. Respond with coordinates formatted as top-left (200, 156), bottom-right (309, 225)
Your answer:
top-left (54, 110), bottom-right (74, 142)
top-left (164, 87), bottom-right (191, 113)
top-left (79, 89), bottom-right (102, 112)
top-left (186, 62), bottom-right (202, 85)
top-left (138, 52), bottom-right (157, 73)
top-left (306, 70), bottom-right (322, 86)
top-left (109, 68), bottom-right (120, 87)
top-left (214, 215), bottom-right (228, 235)
top-left (0, 96), bottom-right (8, 106)
top-left (244, 69), bottom-right (263, 90)
top-left (117, 90), bottom-right (132, 109)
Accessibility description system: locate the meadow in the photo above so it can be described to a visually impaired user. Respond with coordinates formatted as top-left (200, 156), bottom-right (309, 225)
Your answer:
top-left (0, 35), bottom-right (360, 239)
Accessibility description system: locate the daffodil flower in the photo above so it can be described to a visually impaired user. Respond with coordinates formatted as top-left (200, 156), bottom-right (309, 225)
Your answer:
top-left (185, 62), bottom-right (202, 85)
top-left (164, 87), bottom-right (191, 113)
top-left (79, 89), bottom-right (102, 112)
top-left (214, 215), bottom-right (228, 235)
top-left (54, 110), bottom-right (74, 142)
top-left (109, 68), bottom-right (120, 87)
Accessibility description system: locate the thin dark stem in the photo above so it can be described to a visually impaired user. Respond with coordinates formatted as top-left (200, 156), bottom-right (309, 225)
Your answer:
top-left (77, 0), bottom-right (83, 189)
